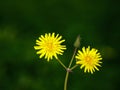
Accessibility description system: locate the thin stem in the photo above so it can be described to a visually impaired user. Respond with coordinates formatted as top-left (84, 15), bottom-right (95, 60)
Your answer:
top-left (64, 71), bottom-right (69, 90)
top-left (64, 47), bottom-right (78, 90)
top-left (68, 48), bottom-right (77, 68)
top-left (70, 64), bottom-right (78, 70)
top-left (56, 58), bottom-right (67, 70)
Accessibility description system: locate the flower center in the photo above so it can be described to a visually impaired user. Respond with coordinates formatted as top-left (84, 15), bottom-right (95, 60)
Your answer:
top-left (46, 42), bottom-right (54, 52)
top-left (85, 55), bottom-right (93, 65)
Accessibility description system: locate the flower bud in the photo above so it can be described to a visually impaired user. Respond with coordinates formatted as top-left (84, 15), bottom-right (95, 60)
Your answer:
top-left (74, 35), bottom-right (80, 48)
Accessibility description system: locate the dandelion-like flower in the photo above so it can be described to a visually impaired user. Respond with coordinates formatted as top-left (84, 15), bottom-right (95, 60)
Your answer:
top-left (34, 33), bottom-right (66, 61)
top-left (75, 46), bottom-right (102, 74)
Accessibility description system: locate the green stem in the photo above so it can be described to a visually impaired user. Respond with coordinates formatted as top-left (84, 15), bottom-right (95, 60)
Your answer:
top-left (64, 47), bottom-right (78, 90)
top-left (68, 48), bottom-right (77, 68)
top-left (56, 58), bottom-right (67, 70)
top-left (70, 64), bottom-right (78, 70)
top-left (64, 71), bottom-right (69, 90)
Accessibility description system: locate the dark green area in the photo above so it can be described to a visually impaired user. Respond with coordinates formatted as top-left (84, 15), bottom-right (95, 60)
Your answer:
top-left (0, 0), bottom-right (120, 90)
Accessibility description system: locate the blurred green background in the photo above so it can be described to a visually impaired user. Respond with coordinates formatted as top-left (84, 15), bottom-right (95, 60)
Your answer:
top-left (0, 0), bottom-right (120, 90)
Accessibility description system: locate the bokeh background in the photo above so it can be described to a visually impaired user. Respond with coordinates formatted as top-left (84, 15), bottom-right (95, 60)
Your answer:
top-left (0, 0), bottom-right (120, 90)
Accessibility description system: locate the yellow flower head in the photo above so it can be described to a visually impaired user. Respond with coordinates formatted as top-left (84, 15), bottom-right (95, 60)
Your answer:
top-left (75, 46), bottom-right (102, 74)
top-left (34, 33), bottom-right (66, 61)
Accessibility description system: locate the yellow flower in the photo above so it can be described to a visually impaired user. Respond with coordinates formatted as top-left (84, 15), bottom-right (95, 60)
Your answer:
top-left (75, 46), bottom-right (102, 74)
top-left (34, 33), bottom-right (66, 61)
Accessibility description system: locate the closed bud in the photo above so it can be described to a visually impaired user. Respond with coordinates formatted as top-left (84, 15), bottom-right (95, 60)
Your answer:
top-left (74, 35), bottom-right (81, 48)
